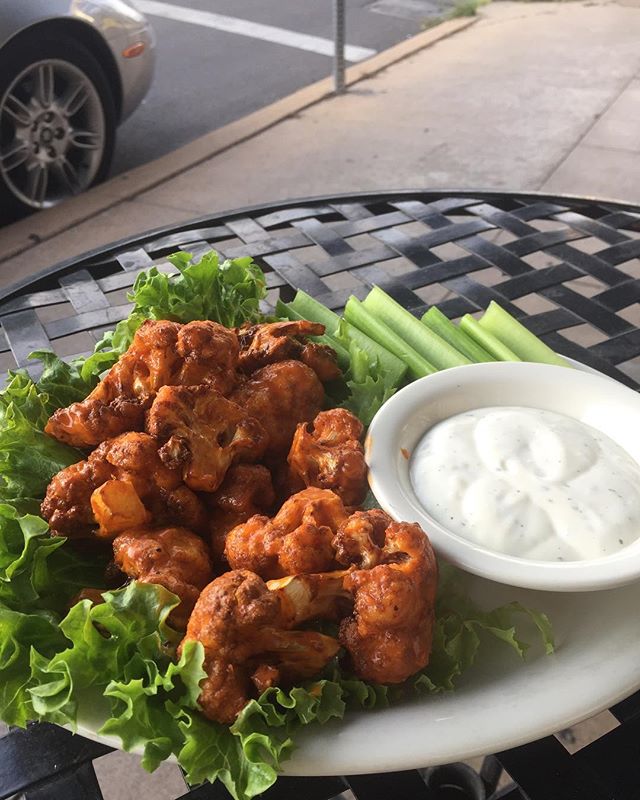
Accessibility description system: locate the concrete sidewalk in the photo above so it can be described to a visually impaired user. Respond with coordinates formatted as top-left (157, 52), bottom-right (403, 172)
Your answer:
top-left (1, 0), bottom-right (639, 293)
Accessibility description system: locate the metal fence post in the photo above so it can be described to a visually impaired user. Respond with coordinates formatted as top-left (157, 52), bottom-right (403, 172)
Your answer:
top-left (333, 0), bottom-right (346, 94)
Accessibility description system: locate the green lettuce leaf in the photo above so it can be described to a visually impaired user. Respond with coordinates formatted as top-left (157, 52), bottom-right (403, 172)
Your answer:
top-left (0, 604), bottom-right (65, 726)
top-left (28, 582), bottom-right (183, 725)
top-left (334, 321), bottom-right (400, 426)
top-left (341, 343), bottom-right (397, 425)
top-left (0, 363), bottom-right (108, 616)
top-left (28, 351), bottom-right (97, 412)
top-left (177, 707), bottom-right (281, 798)
top-left (11, 568), bottom-right (553, 800)
top-left (177, 679), bottom-right (348, 798)
top-left (0, 371), bottom-right (50, 425)
top-left (78, 313), bottom-right (147, 385)
top-left (0, 373), bottom-right (82, 505)
top-left (100, 640), bottom-right (206, 771)
top-left (0, 506), bottom-right (68, 610)
top-left (28, 250), bottom-right (268, 392)
top-left (417, 567), bottom-right (554, 693)
top-left (131, 251), bottom-right (266, 327)
top-left (87, 575), bottom-right (551, 800)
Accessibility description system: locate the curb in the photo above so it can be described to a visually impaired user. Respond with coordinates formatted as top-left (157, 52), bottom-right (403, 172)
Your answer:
top-left (0, 17), bottom-right (476, 265)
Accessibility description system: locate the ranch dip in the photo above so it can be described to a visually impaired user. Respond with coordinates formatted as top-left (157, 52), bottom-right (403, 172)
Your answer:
top-left (410, 406), bottom-right (640, 561)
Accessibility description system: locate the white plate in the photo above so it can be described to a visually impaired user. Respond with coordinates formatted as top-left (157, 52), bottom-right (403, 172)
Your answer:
top-left (74, 572), bottom-right (640, 775)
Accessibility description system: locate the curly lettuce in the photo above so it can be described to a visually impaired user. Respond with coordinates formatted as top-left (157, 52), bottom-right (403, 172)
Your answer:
top-left (135, 251), bottom-right (267, 327)
top-left (339, 334), bottom-right (398, 426)
top-left (0, 373), bottom-right (82, 506)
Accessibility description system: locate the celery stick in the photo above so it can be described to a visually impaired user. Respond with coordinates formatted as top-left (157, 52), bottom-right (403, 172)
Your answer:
top-left (421, 307), bottom-right (496, 363)
top-left (275, 298), bottom-right (350, 369)
top-left (362, 286), bottom-right (471, 370)
top-left (286, 290), bottom-right (408, 386)
top-left (460, 314), bottom-right (521, 361)
top-left (276, 297), bottom-right (306, 324)
top-left (479, 301), bottom-right (570, 368)
top-left (344, 296), bottom-right (436, 378)
top-left (288, 291), bottom-right (341, 333)
top-left (333, 319), bottom-right (407, 387)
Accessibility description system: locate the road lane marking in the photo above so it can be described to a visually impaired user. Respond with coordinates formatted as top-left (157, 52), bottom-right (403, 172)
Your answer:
top-left (135, 0), bottom-right (376, 62)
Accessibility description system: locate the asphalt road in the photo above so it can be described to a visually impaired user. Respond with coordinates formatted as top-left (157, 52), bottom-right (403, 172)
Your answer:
top-left (109, 0), bottom-right (428, 176)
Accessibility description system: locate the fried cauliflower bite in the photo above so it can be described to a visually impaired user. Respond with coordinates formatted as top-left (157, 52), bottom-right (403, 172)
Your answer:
top-left (179, 570), bottom-right (339, 723)
top-left (334, 511), bottom-right (438, 685)
top-left (266, 571), bottom-right (351, 627)
top-left (91, 479), bottom-right (152, 538)
top-left (207, 464), bottom-right (276, 562)
top-left (41, 432), bottom-right (206, 538)
top-left (45, 320), bottom-right (239, 449)
top-left (299, 343), bottom-right (343, 383)
top-left (237, 320), bottom-right (322, 372)
top-left (175, 320), bottom-right (239, 390)
top-left (229, 361), bottom-right (325, 460)
top-left (146, 385), bottom-right (268, 493)
top-left (45, 320), bottom-right (181, 448)
top-left (40, 456), bottom-right (114, 538)
top-left (332, 508), bottom-right (392, 569)
top-left (237, 320), bottom-right (341, 382)
top-left (98, 432), bottom-right (207, 531)
top-left (264, 509), bottom-right (438, 685)
top-left (287, 409), bottom-right (367, 506)
top-left (113, 526), bottom-right (212, 629)
top-left (224, 488), bottom-right (349, 579)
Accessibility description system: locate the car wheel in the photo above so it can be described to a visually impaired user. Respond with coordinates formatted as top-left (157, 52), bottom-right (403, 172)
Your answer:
top-left (0, 35), bottom-right (116, 221)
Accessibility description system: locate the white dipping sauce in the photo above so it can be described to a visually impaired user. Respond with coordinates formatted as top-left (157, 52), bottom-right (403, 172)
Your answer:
top-left (410, 406), bottom-right (640, 561)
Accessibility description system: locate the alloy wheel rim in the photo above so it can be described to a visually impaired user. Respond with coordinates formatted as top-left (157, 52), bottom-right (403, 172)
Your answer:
top-left (0, 59), bottom-right (105, 209)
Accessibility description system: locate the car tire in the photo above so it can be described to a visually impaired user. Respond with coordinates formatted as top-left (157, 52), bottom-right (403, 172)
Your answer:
top-left (0, 33), bottom-right (117, 222)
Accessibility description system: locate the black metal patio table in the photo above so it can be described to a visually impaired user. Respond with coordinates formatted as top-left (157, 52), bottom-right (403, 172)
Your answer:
top-left (2, 190), bottom-right (640, 800)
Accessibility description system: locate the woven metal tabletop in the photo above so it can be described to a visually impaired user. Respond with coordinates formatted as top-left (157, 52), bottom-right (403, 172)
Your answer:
top-left (2, 190), bottom-right (640, 388)
top-left (2, 189), bottom-right (640, 800)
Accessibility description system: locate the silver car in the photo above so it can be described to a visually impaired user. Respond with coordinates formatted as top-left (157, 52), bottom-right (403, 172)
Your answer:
top-left (0, 0), bottom-right (155, 217)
